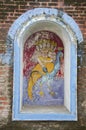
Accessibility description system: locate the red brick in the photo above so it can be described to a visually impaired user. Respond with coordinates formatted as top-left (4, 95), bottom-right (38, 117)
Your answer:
top-left (29, 2), bottom-right (40, 6)
top-left (1, 102), bottom-right (9, 105)
top-left (40, 2), bottom-right (47, 6)
top-left (0, 97), bottom-right (7, 100)
top-left (48, 2), bottom-right (58, 6)
top-left (0, 106), bottom-right (5, 109)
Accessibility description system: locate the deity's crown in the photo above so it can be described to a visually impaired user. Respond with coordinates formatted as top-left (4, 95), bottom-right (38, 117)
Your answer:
top-left (35, 39), bottom-right (57, 51)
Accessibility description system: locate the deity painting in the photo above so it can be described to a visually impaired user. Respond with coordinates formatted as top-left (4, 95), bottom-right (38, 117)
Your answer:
top-left (23, 31), bottom-right (64, 106)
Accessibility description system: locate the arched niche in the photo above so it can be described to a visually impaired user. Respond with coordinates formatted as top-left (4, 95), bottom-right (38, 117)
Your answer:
top-left (7, 8), bottom-right (83, 120)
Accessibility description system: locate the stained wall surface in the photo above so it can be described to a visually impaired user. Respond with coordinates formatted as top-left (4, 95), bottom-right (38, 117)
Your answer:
top-left (0, 0), bottom-right (86, 130)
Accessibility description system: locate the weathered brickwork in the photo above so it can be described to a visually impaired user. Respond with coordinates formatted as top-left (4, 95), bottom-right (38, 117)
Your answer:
top-left (0, 0), bottom-right (86, 129)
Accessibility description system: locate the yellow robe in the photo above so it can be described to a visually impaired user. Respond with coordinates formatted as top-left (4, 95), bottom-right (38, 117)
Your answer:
top-left (28, 56), bottom-right (54, 100)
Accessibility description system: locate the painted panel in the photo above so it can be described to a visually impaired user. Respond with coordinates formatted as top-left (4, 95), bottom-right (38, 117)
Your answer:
top-left (23, 31), bottom-right (64, 106)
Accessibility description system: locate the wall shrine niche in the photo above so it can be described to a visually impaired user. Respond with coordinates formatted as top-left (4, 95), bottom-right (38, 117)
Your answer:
top-left (5, 8), bottom-right (83, 120)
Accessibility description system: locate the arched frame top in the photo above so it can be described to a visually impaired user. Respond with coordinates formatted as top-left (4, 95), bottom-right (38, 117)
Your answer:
top-left (6, 8), bottom-right (83, 121)
top-left (8, 8), bottom-right (83, 44)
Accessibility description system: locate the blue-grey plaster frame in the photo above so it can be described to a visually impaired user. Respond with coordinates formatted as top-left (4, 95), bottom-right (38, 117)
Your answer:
top-left (5, 8), bottom-right (83, 121)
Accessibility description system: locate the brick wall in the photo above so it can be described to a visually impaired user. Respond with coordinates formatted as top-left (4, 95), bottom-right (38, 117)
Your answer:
top-left (0, 0), bottom-right (86, 52)
top-left (0, 0), bottom-right (86, 130)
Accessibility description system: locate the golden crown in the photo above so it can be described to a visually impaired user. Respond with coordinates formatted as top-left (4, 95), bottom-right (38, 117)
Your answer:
top-left (35, 39), bottom-right (57, 51)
